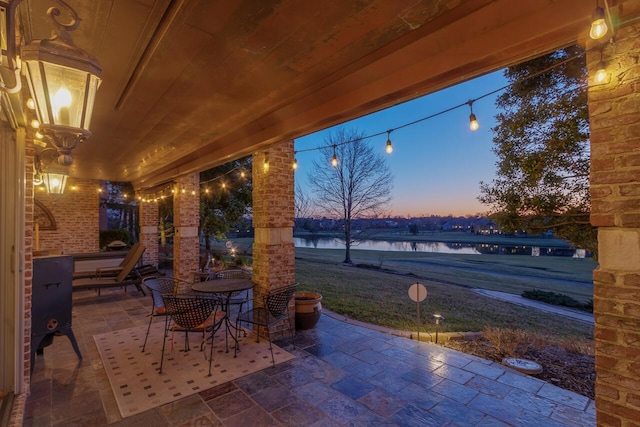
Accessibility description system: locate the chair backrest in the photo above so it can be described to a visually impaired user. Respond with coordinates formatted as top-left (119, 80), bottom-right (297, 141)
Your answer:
top-left (214, 269), bottom-right (251, 280)
top-left (115, 244), bottom-right (146, 282)
top-left (118, 242), bottom-right (141, 268)
top-left (198, 254), bottom-right (211, 272)
top-left (264, 283), bottom-right (298, 319)
top-left (162, 294), bottom-right (218, 329)
top-left (142, 277), bottom-right (177, 308)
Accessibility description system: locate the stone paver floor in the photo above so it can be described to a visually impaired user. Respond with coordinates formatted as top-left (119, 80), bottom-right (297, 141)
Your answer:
top-left (24, 287), bottom-right (595, 426)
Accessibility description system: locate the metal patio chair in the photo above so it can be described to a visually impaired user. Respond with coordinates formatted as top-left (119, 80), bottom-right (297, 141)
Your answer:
top-left (235, 283), bottom-right (297, 366)
top-left (159, 294), bottom-right (225, 376)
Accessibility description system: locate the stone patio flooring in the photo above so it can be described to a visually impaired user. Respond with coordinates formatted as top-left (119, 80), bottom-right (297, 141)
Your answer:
top-left (24, 287), bottom-right (595, 426)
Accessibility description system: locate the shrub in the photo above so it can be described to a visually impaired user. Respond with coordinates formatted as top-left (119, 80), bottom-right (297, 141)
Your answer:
top-left (521, 289), bottom-right (592, 312)
top-left (482, 326), bottom-right (542, 358)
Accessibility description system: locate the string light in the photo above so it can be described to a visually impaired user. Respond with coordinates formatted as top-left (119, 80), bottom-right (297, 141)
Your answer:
top-left (293, 156), bottom-right (298, 170)
top-left (595, 49), bottom-right (608, 84)
top-left (468, 100), bottom-right (479, 131)
top-left (590, 2), bottom-right (608, 40)
top-left (331, 145), bottom-right (338, 167)
top-left (385, 131), bottom-right (393, 154)
top-left (294, 48), bottom-right (589, 162)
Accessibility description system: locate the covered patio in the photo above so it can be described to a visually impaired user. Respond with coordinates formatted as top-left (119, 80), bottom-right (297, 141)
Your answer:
top-left (25, 287), bottom-right (595, 426)
top-left (1, 0), bottom-right (640, 425)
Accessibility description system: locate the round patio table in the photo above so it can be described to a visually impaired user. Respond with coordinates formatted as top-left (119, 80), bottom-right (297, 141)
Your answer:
top-left (192, 278), bottom-right (254, 295)
top-left (191, 278), bottom-right (254, 353)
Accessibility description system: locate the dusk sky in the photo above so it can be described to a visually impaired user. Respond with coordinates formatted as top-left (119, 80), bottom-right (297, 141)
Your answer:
top-left (294, 70), bottom-right (509, 218)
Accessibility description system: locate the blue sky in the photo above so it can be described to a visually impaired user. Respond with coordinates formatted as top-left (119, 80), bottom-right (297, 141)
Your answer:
top-left (294, 70), bottom-right (508, 218)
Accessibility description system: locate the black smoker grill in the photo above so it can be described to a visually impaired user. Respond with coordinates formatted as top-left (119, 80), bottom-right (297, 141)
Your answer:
top-left (31, 255), bottom-right (82, 374)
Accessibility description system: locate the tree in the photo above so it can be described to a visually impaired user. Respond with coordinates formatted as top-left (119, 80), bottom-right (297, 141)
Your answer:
top-left (294, 183), bottom-right (316, 231)
top-left (199, 157), bottom-right (252, 249)
top-left (479, 46), bottom-right (596, 253)
top-left (307, 128), bottom-right (394, 264)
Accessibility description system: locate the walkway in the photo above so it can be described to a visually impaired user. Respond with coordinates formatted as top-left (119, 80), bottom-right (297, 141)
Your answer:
top-left (473, 289), bottom-right (594, 325)
top-left (24, 288), bottom-right (595, 426)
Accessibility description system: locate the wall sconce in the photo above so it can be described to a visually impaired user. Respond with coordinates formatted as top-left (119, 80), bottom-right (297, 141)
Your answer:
top-left (0, 0), bottom-right (102, 167)
top-left (34, 148), bottom-right (69, 194)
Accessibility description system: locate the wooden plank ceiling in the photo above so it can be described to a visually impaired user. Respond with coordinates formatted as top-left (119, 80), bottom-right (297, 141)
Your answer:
top-left (17, 0), bottom-right (597, 190)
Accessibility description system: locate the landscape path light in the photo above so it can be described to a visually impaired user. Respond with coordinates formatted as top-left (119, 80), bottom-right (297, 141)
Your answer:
top-left (433, 314), bottom-right (444, 343)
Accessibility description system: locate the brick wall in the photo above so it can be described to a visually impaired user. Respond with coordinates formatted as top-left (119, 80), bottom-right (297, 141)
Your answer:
top-left (588, 22), bottom-right (640, 427)
top-left (35, 178), bottom-right (100, 254)
top-left (173, 174), bottom-right (200, 282)
top-left (252, 141), bottom-right (296, 338)
top-left (138, 200), bottom-right (159, 267)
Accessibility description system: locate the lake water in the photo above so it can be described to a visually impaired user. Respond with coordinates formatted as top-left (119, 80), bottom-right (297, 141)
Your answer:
top-left (293, 237), bottom-right (586, 258)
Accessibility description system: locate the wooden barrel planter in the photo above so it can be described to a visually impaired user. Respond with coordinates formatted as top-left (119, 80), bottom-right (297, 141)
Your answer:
top-left (294, 291), bottom-right (322, 330)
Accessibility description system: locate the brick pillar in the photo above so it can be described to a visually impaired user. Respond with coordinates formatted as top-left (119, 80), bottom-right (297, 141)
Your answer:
top-left (138, 200), bottom-right (158, 267)
top-left (252, 140), bottom-right (295, 338)
top-left (588, 22), bottom-right (640, 427)
top-left (173, 173), bottom-right (199, 283)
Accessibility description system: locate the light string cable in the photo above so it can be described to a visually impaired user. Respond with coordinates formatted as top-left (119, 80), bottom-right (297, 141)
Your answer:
top-left (294, 49), bottom-right (588, 156)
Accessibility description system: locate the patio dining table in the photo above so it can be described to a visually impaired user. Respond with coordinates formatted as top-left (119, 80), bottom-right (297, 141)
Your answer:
top-left (191, 278), bottom-right (254, 353)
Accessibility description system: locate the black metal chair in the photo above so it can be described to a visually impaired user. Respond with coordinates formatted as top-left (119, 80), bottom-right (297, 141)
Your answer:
top-left (140, 276), bottom-right (193, 352)
top-left (235, 283), bottom-right (297, 366)
top-left (159, 294), bottom-right (225, 376)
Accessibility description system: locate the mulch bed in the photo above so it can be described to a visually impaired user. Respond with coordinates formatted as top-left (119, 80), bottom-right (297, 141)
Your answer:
top-left (442, 337), bottom-right (595, 400)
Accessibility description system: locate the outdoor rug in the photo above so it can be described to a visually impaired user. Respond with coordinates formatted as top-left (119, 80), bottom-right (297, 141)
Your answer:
top-left (94, 321), bottom-right (295, 418)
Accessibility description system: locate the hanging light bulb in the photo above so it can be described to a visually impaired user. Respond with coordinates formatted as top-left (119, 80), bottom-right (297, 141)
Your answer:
top-left (331, 145), bottom-right (338, 167)
top-left (263, 156), bottom-right (270, 173)
top-left (240, 170), bottom-right (246, 178)
top-left (594, 50), bottom-right (608, 84)
top-left (293, 157), bottom-right (298, 170)
top-left (595, 60), bottom-right (607, 84)
top-left (385, 131), bottom-right (393, 154)
top-left (590, 5), bottom-right (608, 40)
top-left (221, 182), bottom-right (226, 189)
top-left (468, 101), bottom-right (479, 131)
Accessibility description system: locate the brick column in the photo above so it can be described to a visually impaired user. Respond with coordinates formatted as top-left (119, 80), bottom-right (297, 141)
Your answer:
top-left (252, 140), bottom-right (295, 338)
top-left (173, 173), bottom-right (199, 283)
top-left (138, 200), bottom-right (158, 267)
top-left (588, 22), bottom-right (640, 426)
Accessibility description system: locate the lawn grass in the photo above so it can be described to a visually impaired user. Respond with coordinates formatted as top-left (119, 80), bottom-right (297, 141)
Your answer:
top-left (296, 247), bottom-right (595, 303)
top-left (294, 248), bottom-right (594, 341)
top-left (209, 239), bottom-right (595, 341)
